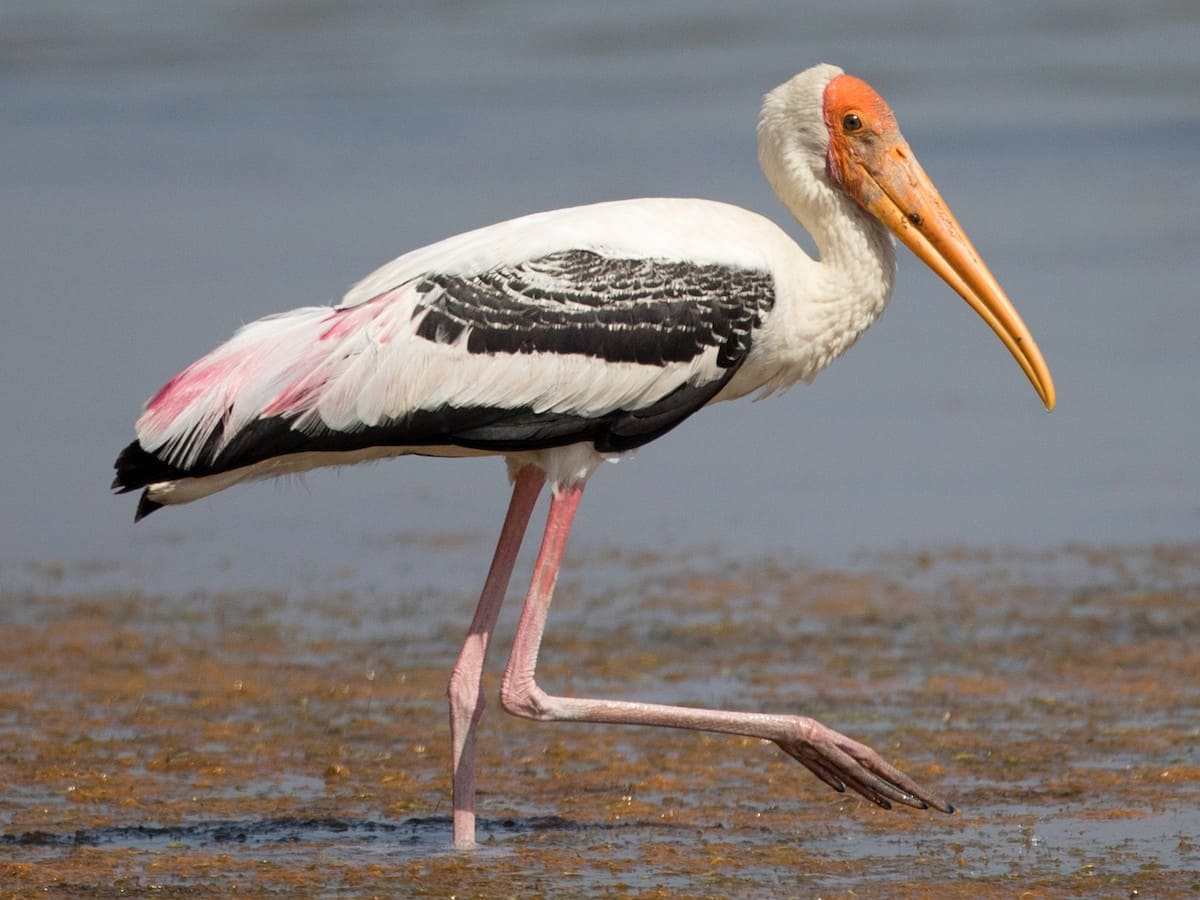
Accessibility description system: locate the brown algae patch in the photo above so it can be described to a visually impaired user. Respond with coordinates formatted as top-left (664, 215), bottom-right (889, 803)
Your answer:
top-left (0, 542), bottom-right (1198, 894)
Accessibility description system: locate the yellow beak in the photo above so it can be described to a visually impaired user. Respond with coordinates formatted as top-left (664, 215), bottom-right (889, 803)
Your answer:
top-left (850, 140), bottom-right (1056, 410)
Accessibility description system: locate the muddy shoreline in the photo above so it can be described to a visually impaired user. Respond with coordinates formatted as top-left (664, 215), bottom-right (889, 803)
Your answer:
top-left (2, 542), bottom-right (1197, 896)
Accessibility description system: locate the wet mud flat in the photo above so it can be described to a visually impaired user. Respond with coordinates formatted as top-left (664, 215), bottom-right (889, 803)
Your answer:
top-left (1, 542), bottom-right (1198, 896)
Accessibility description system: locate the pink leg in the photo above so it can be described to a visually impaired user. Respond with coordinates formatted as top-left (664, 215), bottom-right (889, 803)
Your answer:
top-left (447, 466), bottom-right (545, 848)
top-left (500, 481), bottom-right (955, 815)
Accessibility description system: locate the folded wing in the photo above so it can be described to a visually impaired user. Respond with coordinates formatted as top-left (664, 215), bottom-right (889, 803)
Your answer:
top-left (114, 248), bottom-right (776, 508)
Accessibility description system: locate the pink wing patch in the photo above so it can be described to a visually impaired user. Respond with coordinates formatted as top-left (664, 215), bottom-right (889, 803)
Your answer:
top-left (263, 296), bottom-right (400, 417)
top-left (135, 285), bottom-right (420, 469)
top-left (145, 356), bottom-right (242, 419)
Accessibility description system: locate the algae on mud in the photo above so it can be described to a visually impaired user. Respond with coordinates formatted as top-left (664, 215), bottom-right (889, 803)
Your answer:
top-left (1, 542), bottom-right (1198, 896)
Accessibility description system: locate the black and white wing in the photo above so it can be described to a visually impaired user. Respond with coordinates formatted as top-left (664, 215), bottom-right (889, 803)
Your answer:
top-left (115, 199), bottom-right (786, 505)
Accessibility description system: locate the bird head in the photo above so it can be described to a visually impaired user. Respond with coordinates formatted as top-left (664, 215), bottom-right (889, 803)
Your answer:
top-left (760, 65), bottom-right (1056, 411)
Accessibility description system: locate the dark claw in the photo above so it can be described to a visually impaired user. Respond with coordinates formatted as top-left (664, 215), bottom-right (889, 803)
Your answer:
top-left (798, 756), bottom-right (848, 794)
top-left (775, 721), bottom-right (955, 815)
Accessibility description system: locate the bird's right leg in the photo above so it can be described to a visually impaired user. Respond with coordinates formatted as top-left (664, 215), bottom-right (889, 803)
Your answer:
top-left (498, 481), bottom-right (955, 816)
top-left (447, 465), bottom-right (544, 849)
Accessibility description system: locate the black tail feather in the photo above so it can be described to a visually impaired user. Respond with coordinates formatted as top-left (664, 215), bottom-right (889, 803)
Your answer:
top-left (134, 492), bottom-right (164, 522)
top-left (113, 441), bottom-right (188, 521)
top-left (112, 440), bottom-right (190, 493)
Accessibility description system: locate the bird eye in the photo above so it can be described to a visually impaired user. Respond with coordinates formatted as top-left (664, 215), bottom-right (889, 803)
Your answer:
top-left (842, 113), bottom-right (863, 132)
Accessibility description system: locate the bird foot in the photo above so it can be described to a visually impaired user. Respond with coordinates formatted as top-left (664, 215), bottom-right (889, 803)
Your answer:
top-left (775, 717), bottom-right (955, 813)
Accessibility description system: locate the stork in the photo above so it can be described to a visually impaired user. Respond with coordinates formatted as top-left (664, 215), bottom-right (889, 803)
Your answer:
top-left (113, 64), bottom-right (1055, 848)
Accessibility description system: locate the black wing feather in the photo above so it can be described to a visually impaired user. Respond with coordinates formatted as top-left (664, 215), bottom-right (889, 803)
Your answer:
top-left (412, 250), bottom-right (773, 366)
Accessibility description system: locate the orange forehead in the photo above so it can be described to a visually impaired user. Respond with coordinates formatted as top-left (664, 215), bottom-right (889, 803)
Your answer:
top-left (823, 74), bottom-right (897, 133)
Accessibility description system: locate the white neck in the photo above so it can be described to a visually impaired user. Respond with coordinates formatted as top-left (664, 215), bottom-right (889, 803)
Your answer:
top-left (745, 65), bottom-right (897, 391)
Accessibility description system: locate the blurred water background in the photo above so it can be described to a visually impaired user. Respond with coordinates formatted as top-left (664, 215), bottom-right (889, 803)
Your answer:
top-left (2, 0), bottom-right (1198, 598)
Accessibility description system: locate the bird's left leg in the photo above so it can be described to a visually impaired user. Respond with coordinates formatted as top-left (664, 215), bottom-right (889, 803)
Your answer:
top-left (498, 481), bottom-right (954, 815)
top-left (447, 465), bottom-right (545, 848)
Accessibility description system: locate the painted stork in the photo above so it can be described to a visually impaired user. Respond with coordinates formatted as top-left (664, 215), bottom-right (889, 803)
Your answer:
top-left (113, 64), bottom-right (1055, 847)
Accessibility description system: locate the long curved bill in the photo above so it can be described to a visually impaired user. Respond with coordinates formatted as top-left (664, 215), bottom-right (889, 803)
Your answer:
top-left (853, 141), bottom-right (1056, 411)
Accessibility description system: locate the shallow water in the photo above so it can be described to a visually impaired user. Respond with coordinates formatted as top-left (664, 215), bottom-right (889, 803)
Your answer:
top-left (2, 543), bottom-right (1198, 894)
top-left (2, 1), bottom-right (1199, 588)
